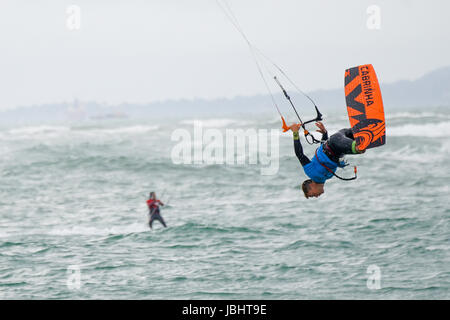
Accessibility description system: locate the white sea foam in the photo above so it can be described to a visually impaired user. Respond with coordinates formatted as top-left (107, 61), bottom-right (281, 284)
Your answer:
top-left (370, 145), bottom-right (439, 163)
top-left (386, 112), bottom-right (450, 120)
top-left (86, 125), bottom-right (159, 135)
top-left (180, 119), bottom-right (248, 128)
top-left (46, 222), bottom-right (148, 236)
top-left (388, 121), bottom-right (450, 138)
top-left (4, 125), bottom-right (159, 141)
top-left (8, 125), bottom-right (70, 136)
top-left (320, 112), bottom-right (450, 123)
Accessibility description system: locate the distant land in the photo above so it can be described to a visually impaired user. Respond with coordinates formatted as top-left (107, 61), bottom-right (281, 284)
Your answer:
top-left (1, 65), bottom-right (449, 125)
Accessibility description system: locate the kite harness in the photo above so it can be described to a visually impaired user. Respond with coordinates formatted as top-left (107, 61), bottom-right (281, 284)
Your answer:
top-left (315, 148), bottom-right (357, 181)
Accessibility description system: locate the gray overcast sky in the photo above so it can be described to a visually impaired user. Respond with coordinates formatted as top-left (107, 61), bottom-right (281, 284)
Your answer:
top-left (0, 0), bottom-right (449, 110)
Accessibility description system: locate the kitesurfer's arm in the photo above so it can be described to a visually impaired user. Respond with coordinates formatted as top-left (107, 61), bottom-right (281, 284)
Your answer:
top-left (315, 122), bottom-right (328, 141)
top-left (291, 123), bottom-right (310, 166)
top-left (152, 199), bottom-right (164, 206)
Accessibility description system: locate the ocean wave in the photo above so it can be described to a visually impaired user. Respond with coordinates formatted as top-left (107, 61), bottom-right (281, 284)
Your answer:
top-left (180, 119), bottom-right (249, 128)
top-left (8, 125), bottom-right (69, 136)
top-left (78, 125), bottom-right (159, 135)
top-left (168, 222), bottom-right (261, 235)
top-left (46, 223), bottom-right (148, 236)
top-left (388, 121), bottom-right (450, 138)
top-left (368, 144), bottom-right (447, 163)
top-left (386, 112), bottom-right (450, 120)
top-left (277, 239), bottom-right (354, 251)
top-left (5, 125), bottom-right (159, 139)
top-left (323, 112), bottom-right (449, 121)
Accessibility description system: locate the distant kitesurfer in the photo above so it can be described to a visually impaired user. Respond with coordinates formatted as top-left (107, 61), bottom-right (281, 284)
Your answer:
top-left (147, 192), bottom-right (167, 229)
top-left (290, 122), bottom-right (366, 199)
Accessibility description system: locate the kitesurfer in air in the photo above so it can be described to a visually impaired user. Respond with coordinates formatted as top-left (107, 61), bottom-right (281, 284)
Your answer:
top-left (147, 192), bottom-right (167, 229)
top-left (290, 122), bottom-right (365, 199)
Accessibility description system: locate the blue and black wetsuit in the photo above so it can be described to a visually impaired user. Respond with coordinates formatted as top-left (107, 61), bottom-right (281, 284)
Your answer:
top-left (294, 128), bottom-right (359, 183)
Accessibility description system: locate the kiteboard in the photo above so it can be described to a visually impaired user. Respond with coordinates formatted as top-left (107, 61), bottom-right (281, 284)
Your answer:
top-left (345, 64), bottom-right (385, 150)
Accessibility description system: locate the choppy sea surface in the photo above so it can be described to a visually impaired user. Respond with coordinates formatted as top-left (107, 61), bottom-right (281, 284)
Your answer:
top-left (0, 108), bottom-right (449, 299)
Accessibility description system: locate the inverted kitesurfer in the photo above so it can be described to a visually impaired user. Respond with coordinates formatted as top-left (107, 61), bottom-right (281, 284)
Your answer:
top-left (290, 122), bottom-right (365, 198)
top-left (147, 192), bottom-right (167, 229)
top-left (216, 0), bottom-right (386, 198)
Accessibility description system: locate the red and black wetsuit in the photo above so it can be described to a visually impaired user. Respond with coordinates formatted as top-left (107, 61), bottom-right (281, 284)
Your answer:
top-left (146, 199), bottom-right (167, 228)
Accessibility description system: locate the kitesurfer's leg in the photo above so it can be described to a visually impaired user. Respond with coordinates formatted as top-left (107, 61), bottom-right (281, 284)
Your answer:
top-left (149, 216), bottom-right (154, 229)
top-left (153, 214), bottom-right (167, 228)
top-left (340, 128), bottom-right (354, 140)
top-left (158, 215), bottom-right (167, 228)
top-left (328, 128), bottom-right (363, 156)
top-left (341, 129), bottom-right (366, 153)
top-left (149, 207), bottom-right (159, 229)
top-left (153, 208), bottom-right (166, 227)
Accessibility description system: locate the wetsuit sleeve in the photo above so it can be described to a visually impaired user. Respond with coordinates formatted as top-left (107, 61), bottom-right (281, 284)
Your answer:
top-left (321, 131), bottom-right (328, 142)
top-left (293, 131), bottom-right (310, 166)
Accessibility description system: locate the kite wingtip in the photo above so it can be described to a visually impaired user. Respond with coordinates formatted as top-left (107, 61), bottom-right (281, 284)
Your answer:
top-left (281, 116), bottom-right (290, 132)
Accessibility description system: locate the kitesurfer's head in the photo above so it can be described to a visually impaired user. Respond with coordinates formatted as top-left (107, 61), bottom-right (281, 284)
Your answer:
top-left (301, 179), bottom-right (324, 198)
top-left (149, 192), bottom-right (156, 199)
